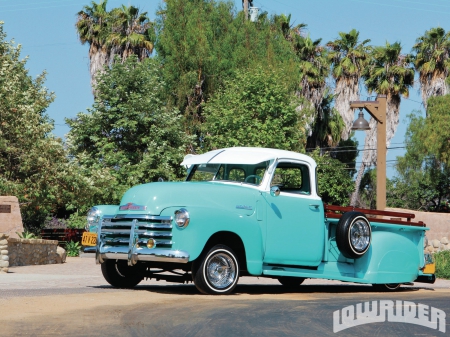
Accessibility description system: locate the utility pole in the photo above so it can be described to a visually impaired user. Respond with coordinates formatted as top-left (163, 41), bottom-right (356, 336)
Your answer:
top-left (243, 0), bottom-right (248, 20)
top-left (350, 95), bottom-right (387, 211)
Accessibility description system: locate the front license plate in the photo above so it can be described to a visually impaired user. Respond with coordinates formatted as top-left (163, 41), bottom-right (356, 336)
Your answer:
top-left (82, 232), bottom-right (97, 246)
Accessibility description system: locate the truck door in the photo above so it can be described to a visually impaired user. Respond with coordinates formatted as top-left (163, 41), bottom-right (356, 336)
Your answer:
top-left (263, 161), bottom-right (324, 267)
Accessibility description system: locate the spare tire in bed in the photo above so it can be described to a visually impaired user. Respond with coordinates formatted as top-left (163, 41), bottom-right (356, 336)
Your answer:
top-left (336, 211), bottom-right (371, 259)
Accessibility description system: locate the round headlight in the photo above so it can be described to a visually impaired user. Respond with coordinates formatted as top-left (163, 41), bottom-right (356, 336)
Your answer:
top-left (174, 208), bottom-right (190, 228)
top-left (86, 207), bottom-right (100, 230)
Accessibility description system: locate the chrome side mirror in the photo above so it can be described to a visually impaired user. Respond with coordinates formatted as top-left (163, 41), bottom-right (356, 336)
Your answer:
top-left (270, 186), bottom-right (280, 197)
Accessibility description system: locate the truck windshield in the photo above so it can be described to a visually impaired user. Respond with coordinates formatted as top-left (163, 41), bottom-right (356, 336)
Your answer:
top-left (186, 161), bottom-right (270, 186)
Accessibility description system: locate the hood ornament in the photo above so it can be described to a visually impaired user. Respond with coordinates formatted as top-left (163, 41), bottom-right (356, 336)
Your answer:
top-left (119, 203), bottom-right (147, 211)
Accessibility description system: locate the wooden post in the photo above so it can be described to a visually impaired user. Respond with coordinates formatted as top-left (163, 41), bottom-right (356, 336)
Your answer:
top-left (243, 0), bottom-right (248, 20)
top-left (350, 94), bottom-right (387, 211)
top-left (376, 95), bottom-right (387, 211)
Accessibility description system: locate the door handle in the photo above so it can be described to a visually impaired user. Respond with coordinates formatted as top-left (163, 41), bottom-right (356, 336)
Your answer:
top-left (309, 204), bottom-right (320, 209)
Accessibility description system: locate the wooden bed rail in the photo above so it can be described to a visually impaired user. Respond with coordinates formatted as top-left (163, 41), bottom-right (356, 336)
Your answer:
top-left (324, 204), bottom-right (426, 227)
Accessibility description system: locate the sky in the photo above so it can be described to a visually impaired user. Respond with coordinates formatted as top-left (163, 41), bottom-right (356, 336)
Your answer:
top-left (1, 0), bottom-right (450, 178)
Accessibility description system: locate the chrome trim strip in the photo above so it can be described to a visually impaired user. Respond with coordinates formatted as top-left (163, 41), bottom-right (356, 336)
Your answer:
top-left (102, 221), bottom-right (172, 228)
top-left (100, 229), bottom-right (172, 236)
top-left (99, 247), bottom-right (189, 263)
top-left (113, 214), bottom-right (172, 221)
top-left (95, 218), bottom-right (104, 264)
top-left (127, 219), bottom-right (138, 266)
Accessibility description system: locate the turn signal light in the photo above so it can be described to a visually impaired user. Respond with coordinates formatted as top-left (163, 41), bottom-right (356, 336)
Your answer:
top-left (147, 239), bottom-right (155, 249)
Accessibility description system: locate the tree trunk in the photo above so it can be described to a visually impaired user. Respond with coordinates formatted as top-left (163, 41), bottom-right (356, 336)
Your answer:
top-left (421, 76), bottom-right (449, 112)
top-left (89, 46), bottom-right (108, 96)
top-left (351, 162), bottom-right (365, 206)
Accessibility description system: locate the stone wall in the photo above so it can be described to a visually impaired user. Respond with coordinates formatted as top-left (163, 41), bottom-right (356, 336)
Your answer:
top-left (0, 233), bottom-right (9, 273)
top-left (425, 236), bottom-right (450, 254)
top-left (0, 233), bottom-right (66, 273)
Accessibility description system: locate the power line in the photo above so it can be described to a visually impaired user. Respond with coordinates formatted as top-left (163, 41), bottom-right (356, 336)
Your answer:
top-left (306, 146), bottom-right (406, 153)
top-left (345, 0), bottom-right (450, 15)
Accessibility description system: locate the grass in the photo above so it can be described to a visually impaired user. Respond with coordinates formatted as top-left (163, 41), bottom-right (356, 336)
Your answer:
top-left (434, 251), bottom-right (450, 279)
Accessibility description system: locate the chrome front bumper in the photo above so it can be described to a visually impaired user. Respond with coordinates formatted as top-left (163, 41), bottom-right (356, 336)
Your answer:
top-left (96, 245), bottom-right (190, 264)
top-left (95, 216), bottom-right (189, 265)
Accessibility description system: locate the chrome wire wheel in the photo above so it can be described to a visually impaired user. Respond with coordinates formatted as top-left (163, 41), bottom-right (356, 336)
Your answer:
top-left (194, 244), bottom-right (240, 295)
top-left (349, 219), bottom-right (371, 253)
top-left (336, 211), bottom-right (371, 259)
top-left (205, 252), bottom-right (237, 289)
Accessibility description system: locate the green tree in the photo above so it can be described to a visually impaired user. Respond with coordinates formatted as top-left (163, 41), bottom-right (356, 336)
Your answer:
top-left (309, 149), bottom-right (354, 206)
top-left (201, 66), bottom-right (307, 152)
top-left (327, 29), bottom-right (371, 140)
top-left (420, 95), bottom-right (450, 165)
top-left (412, 27), bottom-right (450, 111)
top-left (156, 0), bottom-right (298, 146)
top-left (389, 109), bottom-right (450, 211)
top-left (0, 22), bottom-right (108, 230)
top-left (66, 56), bottom-right (193, 198)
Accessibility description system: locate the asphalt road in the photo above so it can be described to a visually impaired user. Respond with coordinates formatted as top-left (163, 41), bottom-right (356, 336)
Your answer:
top-left (1, 256), bottom-right (449, 336)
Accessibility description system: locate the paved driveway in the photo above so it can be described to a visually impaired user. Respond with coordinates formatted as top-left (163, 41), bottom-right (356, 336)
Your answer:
top-left (1, 256), bottom-right (450, 336)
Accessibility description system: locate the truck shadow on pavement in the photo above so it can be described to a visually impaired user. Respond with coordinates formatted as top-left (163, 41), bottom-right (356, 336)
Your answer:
top-left (90, 283), bottom-right (433, 296)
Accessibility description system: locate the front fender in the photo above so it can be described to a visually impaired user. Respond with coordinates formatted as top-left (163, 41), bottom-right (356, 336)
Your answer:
top-left (161, 205), bottom-right (264, 275)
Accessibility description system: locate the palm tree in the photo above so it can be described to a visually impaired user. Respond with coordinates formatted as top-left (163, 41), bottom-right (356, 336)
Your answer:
top-left (306, 90), bottom-right (345, 151)
top-left (351, 41), bottom-right (415, 206)
top-left (273, 13), bottom-right (307, 43)
top-left (76, 0), bottom-right (110, 93)
top-left (107, 5), bottom-right (154, 64)
top-left (294, 35), bottom-right (330, 112)
top-left (327, 29), bottom-right (371, 140)
top-left (412, 27), bottom-right (450, 111)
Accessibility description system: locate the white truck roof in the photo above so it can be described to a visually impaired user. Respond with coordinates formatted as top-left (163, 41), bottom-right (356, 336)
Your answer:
top-left (181, 147), bottom-right (316, 167)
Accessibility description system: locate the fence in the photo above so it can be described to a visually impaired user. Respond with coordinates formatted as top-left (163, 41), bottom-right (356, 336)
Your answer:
top-left (40, 228), bottom-right (85, 245)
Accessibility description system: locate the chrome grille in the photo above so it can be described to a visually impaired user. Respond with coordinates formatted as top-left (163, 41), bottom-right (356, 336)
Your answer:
top-left (100, 215), bottom-right (173, 248)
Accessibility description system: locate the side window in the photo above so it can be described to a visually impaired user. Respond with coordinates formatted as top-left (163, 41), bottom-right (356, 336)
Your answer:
top-left (229, 168), bottom-right (245, 182)
top-left (271, 163), bottom-right (311, 195)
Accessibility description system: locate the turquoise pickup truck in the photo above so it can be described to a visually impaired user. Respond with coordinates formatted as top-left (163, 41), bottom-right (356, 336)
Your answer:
top-left (83, 147), bottom-right (435, 294)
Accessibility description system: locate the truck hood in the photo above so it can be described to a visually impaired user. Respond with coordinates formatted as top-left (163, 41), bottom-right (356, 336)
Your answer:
top-left (118, 182), bottom-right (260, 216)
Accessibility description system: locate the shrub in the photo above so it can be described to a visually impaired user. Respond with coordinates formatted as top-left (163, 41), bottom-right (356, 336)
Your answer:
top-left (44, 216), bottom-right (67, 229)
top-left (65, 240), bottom-right (82, 257)
top-left (16, 230), bottom-right (40, 239)
top-left (66, 214), bottom-right (86, 229)
top-left (434, 251), bottom-right (450, 279)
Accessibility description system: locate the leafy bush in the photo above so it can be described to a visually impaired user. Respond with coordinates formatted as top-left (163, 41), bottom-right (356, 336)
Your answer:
top-left (16, 230), bottom-right (40, 239)
top-left (434, 251), bottom-right (450, 279)
top-left (44, 216), bottom-right (68, 229)
top-left (66, 214), bottom-right (86, 229)
top-left (65, 241), bottom-right (82, 257)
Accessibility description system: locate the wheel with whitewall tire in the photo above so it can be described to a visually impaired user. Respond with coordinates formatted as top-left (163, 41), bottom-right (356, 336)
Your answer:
top-left (194, 244), bottom-right (239, 295)
top-left (372, 283), bottom-right (401, 291)
top-left (336, 211), bottom-right (371, 259)
top-left (101, 259), bottom-right (143, 288)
